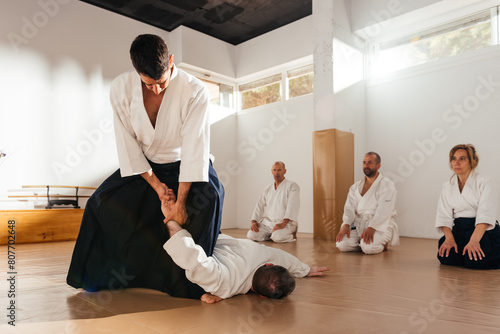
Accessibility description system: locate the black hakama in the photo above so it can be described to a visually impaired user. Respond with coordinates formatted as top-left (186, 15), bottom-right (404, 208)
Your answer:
top-left (437, 217), bottom-right (500, 269)
top-left (66, 161), bottom-right (224, 299)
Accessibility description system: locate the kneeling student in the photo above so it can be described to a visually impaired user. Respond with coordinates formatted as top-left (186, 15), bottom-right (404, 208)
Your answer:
top-left (336, 152), bottom-right (399, 255)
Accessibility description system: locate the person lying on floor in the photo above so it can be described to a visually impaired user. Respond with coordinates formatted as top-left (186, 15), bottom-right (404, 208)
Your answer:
top-left (161, 199), bottom-right (330, 303)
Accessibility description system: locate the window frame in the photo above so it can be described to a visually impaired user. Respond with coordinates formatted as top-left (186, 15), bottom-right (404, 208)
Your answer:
top-left (239, 73), bottom-right (283, 111)
top-left (180, 65), bottom-right (237, 111)
top-left (237, 61), bottom-right (314, 113)
top-left (367, 5), bottom-right (500, 82)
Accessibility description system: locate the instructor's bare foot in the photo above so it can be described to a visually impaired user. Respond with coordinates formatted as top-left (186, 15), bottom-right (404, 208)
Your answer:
top-left (201, 293), bottom-right (222, 304)
top-left (165, 220), bottom-right (183, 237)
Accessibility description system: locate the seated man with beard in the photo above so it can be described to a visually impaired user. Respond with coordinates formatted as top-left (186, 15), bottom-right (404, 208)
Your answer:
top-left (335, 152), bottom-right (399, 255)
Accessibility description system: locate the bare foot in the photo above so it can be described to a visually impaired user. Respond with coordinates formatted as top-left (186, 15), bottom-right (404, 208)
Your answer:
top-left (165, 220), bottom-right (183, 237)
top-left (201, 293), bottom-right (222, 304)
top-left (383, 243), bottom-right (388, 251)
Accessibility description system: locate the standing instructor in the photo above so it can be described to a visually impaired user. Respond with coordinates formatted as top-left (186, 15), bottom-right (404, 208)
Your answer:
top-left (67, 34), bottom-right (224, 299)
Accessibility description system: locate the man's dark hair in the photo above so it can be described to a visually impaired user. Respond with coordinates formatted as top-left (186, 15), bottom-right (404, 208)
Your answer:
top-left (365, 151), bottom-right (381, 164)
top-left (130, 34), bottom-right (170, 80)
top-left (252, 265), bottom-right (296, 299)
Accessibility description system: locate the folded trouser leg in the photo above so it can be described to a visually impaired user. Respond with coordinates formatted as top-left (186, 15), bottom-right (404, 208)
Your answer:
top-left (360, 227), bottom-right (393, 255)
top-left (271, 223), bottom-right (297, 243)
top-left (336, 230), bottom-right (361, 252)
top-left (247, 222), bottom-right (272, 241)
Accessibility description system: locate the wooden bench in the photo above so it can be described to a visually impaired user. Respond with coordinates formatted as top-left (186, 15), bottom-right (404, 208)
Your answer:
top-left (0, 209), bottom-right (84, 244)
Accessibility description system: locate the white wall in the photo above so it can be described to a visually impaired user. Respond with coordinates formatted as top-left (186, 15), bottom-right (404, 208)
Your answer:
top-left (349, 0), bottom-right (498, 42)
top-left (209, 114), bottom-right (238, 229)
top-left (0, 0), bottom-right (170, 209)
top-left (235, 16), bottom-right (313, 78)
top-left (236, 96), bottom-right (314, 232)
top-left (0, 0), bottom-right (319, 233)
top-left (366, 48), bottom-right (500, 238)
top-left (349, 0), bottom-right (442, 32)
top-left (332, 39), bottom-right (366, 180)
top-left (202, 11), bottom-right (318, 231)
top-left (169, 26), bottom-right (236, 79)
top-left (12, 0), bottom-right (494, 239)
top-left (313, 0), bottom-right (367, 195)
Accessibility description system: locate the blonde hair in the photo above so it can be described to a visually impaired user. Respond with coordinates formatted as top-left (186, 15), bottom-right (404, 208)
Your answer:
top-left (449, 144), bottom-right (479, 170)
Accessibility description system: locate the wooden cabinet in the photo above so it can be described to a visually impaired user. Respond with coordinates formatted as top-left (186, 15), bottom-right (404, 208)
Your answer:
top-left (0, 209), bottom-right (83, 244)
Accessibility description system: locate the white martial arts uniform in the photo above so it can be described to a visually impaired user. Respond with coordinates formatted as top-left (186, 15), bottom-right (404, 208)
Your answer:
top-left (435, 171), bottom-right (498, 232)
top-left (336, 173), bottom-right (399, 254)
top-left (68, 66), bottom-right (223, 299)
top-left (164, 230), bottom-right (310, 299)
top-left (247, 178), bottom-right (300, 243)
top-left (110, 65), bottom-right (210, 182)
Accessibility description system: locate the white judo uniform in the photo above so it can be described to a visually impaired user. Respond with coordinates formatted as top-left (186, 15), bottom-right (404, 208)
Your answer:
top-left (247, 178), bottom-right (300, 243)
top-left (164, 230), bottom-right (310, 299)
top-left (110, 65), bottom-right (210, 182)
top-left (435, 171), bottom-right (498, 232)
top-left (336, 173), bottom-right (399, 254)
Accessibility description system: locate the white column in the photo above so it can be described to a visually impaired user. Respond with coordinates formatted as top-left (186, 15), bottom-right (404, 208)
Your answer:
top-left (313, 0), bottom-right (336, 131)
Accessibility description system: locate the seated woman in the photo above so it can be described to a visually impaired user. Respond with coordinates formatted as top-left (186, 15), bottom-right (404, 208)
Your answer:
top-left (435, 144), bottom-right (500, 269)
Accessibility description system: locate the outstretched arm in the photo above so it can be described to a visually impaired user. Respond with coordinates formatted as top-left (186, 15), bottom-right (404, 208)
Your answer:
top-left (307, 267), bottom-right (330, 277)
top-left (162, 217), bottom-right (224, 304)
top-left (163, 220), bottom-right (232, 300)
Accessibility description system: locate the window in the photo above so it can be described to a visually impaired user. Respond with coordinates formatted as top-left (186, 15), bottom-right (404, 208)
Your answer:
top-left (370, 8), bottom-right (497, 77)
top-left (239, 74), bottom-right (282, 110)
top-left (200, 78), bottom-right (234, 108)
top-left (287, 64), bottom-right (314, 99)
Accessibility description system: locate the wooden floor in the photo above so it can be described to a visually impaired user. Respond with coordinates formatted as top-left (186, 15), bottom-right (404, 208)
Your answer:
top-left (1, 229), bottom-right (499, 334)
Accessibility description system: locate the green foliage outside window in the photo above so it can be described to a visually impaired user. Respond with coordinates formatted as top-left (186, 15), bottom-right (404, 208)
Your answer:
top-left (425, 21), bottom-right (491, 60)
top-left (289, 73), bottom-right (314, 99)
top-left (378, 16), bottom-right (492, 74)
top-left (241, 83), bottom-right (281, 110)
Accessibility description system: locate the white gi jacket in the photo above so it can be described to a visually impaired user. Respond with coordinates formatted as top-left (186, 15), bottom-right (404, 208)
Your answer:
top-left (435, 171), bottom-right (498, 234)
top-left (110, 66), bottom-right (210, 182)
top-left (341, 173), bottom-right (399, 245)
top-left (252, 179), bottom-right (300, 224)
top-left (164, 230), bottom-right (310, 299)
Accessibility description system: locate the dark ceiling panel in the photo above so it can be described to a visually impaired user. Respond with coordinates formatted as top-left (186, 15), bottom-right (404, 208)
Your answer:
top-left (203, 3), bottom-right (244, 24)
top-left (80, 0), bottom-right (312, 45)
top-left (160, 0), bottom-right (209, 12)
top-left (135, 4), bottom-right (184, 28)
